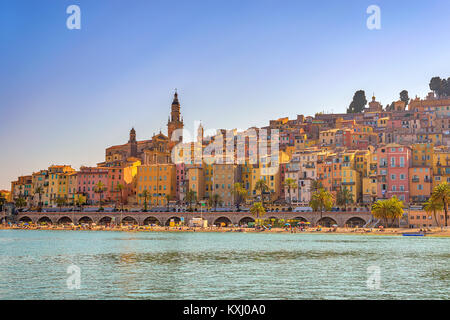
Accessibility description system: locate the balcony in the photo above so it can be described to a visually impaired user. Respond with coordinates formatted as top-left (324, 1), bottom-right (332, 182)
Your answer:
top-left (342, 181), bottom-right (355, 186)
top-left (412, 178), bottom-right (419, 183)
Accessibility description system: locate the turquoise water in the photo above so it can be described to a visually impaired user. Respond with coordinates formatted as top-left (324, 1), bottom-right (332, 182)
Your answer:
top-left (0, 230), bottom-right (448, 299)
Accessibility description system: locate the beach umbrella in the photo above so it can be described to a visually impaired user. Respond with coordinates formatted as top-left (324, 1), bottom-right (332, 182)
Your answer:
top-left (299, 221), bottom-right (305, 224)
top-left (305, 222), bottom-right (311, 225)
top-left (284, 223), bottom-right (290, 226)
top-left (332, 224), bottom-right (338, 227)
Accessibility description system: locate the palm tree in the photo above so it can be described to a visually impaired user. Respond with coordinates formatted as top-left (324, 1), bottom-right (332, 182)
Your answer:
top-left (185, 190), bottom-right (197, 211)
top-left (309, 179), bottom-right (323, 193)
top-left (424, 198), bottom-right (443, 228)
top-left (116, 183), bottom-right (124, 211)
top-left (309, 188), bottom-right (333, 222)
top-left (208, 193), bottom-right (221, 212)
top-left (254, 179), bottom-right (269, 206)
top-left (232, 183), bottom-right (247, 211)
top-left (371, 196), bottom-right (404, 227)
top-left (94, 181), bottom-right (106, 209)
top-left (283, 178), bottom-right (298, 208)
top-left (139, 189), bottom-right (151, 212)
top-left (34, 186), bottom-right (44, 210)
top-left (336, 187), bottom-right (354, 211)
top-left (15, 196), bottom-right (27, 209)
top-left (76, 194), bottom-right (86, 209)
top-left (430, 182), bottom-right (450, 227)
top-left (56, 196), bottom-right (67, 209)
top-left (250, 202), bottom-right (266, 225)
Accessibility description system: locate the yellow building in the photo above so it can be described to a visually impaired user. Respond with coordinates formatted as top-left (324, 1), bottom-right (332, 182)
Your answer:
top-left (417, 133), bottom-right (442, 145)
top-left (240, 162), bottom-right (254, 198)
top-left (48, 165), bottom-right (75, 205)
top-left (137, 163), bottom-right (176, 206)
top-left (341, 151), bottom-right (362, 203)
top-left (362, 149), bottom-right (378, 203)
top-left (377, 117), bottom-right (389, 128)
top-left (319, 129), bottom-right (339, 146)
top-left (412, 143), bottom-right (434, 167)
top-left (432, 147), bottom-right (450, 187)
top-left (204, 163), bottom-right (214, 198)
top-left (187, 166), bottom-right (205, 200)
top-left (294, 134), bottom-right (317, 151)
top-left (67, 172), bottom-right (78, 205)
top-left (31, 170), bottom-right (49, 206)
top-left (213, 164), bottom-right (240, 207)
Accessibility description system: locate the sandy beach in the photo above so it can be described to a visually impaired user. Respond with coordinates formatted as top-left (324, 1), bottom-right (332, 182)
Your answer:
top-left (1, 224), bottom-right (450, 237)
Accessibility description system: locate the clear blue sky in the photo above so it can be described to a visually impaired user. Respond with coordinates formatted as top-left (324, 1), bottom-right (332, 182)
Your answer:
top-left (1, 0), bottom-right (450, 190)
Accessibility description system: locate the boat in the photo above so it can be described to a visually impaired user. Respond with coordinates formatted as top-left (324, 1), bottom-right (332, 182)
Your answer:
top-left (402, 232), bottom-right (425, 236)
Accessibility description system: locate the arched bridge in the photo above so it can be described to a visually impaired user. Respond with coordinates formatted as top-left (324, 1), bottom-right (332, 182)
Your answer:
top-left (1, 211), bottom-right (373, 227)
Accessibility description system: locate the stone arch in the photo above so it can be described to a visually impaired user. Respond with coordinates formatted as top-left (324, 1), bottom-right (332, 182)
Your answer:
top-left (57, 216), bottom-right (73, 225)
top-left (78, 216), bottom-right (94, 225)
top-left (213, 216), bottom-right (232, 226)
top-left (293, 216), bottom-right (308, 222)
top-left (143, 216), bottom-right (161, 225)
top-left (165, 216), bottom-right (181, 226)
top-left (98, 216), bottom-right (112, 225)
top-left (238, 216), bottom-right (255, 226)
top-left (122, 216), bottom-right (138, 225)
top-left (37, 216), bottom-right (53, 225)
top-left (317, 217), bottom-right (337, 227)
top-left (345, 217), bottom-right (366, 227)
top-left (19, 216), bottom-right (32, 223)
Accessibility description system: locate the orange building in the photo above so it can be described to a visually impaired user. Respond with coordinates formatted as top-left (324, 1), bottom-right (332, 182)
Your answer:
top-left (409, 167), bottom-right (432, 203)
top-left (137, 163), bottom-right (176, 206)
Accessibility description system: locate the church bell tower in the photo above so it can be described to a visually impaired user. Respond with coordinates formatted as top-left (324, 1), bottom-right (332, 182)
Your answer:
top-left (167, 90), bottom-right (184, 143)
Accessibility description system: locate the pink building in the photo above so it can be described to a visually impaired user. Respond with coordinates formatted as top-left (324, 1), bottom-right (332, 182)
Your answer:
top-left (77, 167), bottom-right (109, 204)
top-left (176, 163), bottom-right (186, 202)
top-left (377, 144), bottom-right (411, 202)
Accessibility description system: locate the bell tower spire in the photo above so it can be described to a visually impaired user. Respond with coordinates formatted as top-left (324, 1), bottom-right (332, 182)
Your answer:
top-left (167, 89), bottom-right (184, 145)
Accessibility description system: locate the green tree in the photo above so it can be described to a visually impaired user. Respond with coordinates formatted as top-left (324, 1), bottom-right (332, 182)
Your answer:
top-left (309, 188), bottom-right (333, 221)
top-left (185, 190), bottom-right (197, 211)
top-left (347, 90), bottom-right (367, 113)
top-left (56, 196), bottom-right (67, 209)
top-left (430, 182), bottom-right (450, 227)
top-left (400, 90), bottom-right (409, 106)
top-left (424, 198), bottom-right (443, 228)
top-left (336, 187), bottom-right (354, 211)
top-left (283, 178), bottom-right (298, 208)
top-left (139, 189), bottom-right (151, 212)
top-left (34, 186), bottom-right (44, 210)
top-left (250, 202), bottom-right (266, 224)
top-left (15, 196), bottom-right (27, 209)
top-left (371, 196), bottom-right (404, 227)
top-left (208, 193), bottom-right (221, 212)
top-left (429, 76), bottom-right (449, 98)
top-left (232, 183), bottom-right (247, 211)
top-left (76, 195), bottom-right (86, 208)
top-left (309, 179), bottom-right (323, 193)
top-left (254, 179), bottom-right (269, 206)
top-left (94, 181), bottom-right (106, 209)
top-left (116, 183), bottom-right (124, 211)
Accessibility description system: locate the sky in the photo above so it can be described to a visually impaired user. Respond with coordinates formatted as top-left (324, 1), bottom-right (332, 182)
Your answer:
top-left (1, 0), bottom-right (450, 190)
